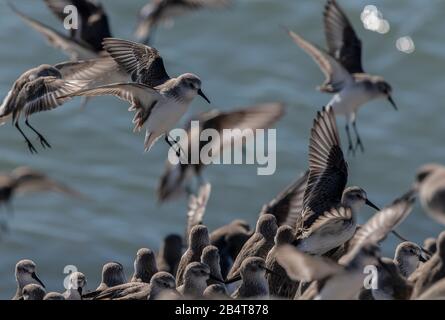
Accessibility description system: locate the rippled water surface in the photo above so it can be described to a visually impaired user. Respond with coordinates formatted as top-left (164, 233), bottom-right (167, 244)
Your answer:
top-left (0, 0), bottom-right (444, 298)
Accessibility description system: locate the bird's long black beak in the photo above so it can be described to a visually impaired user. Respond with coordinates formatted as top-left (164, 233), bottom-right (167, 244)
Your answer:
top-left (198, 89), bottom-right (210, 104)
top-left (388, 95), bottom-right (397, 110)
top-left (78, 287), bottom-right (83, 296)
top-left (365, 199), bottom-right (380, 211)
top-left (32, 272), bottom-right (45, 288)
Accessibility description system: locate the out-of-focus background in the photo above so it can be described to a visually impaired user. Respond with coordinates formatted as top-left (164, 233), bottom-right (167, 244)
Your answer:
top-left (0, 0), bottom-right (443, 298)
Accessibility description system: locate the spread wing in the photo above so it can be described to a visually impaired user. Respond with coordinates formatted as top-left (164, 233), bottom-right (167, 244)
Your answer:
top-left (276, 245), bottom-right (343, 282)
top-left (324, 0), bottom-right (364, 74)
top-left (102, 38), bottom-right (170, 87)
top-left (261, 170), bottom-right (308, 227)
top-left (287, 29), bottom-right (351, 93)
top-left (300, 106), bottom-right (347, 228)
top-left (186, 182), bottom-right (212, 239)
top-left (20, 77), bottom-right (89, 118)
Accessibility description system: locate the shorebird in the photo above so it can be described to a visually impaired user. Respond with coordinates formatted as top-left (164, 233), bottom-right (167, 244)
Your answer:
top-left (413, 163), bottom-right (445, 225)
top-left (0, 58), bottom-right (117, 152)
top-left (63, 271), bottom-right (87, 300)
top-left (282, 191), bottom-right (416, 300)
top-left (130, 248), bottom-right (158, 283)
top-left (200, 245), bottom-right (224, 286)
top-left (21, 283), bottom-right (46, 300)
top-left (134, 0), bottom-right (232, 45)
top-left (210, 219), bottom-right (251, 279)
top-left (277, 243), bottom-right (381, 300)
top-left (43, 292), bottom-right (65, 300)
top-left (409, 231), bottom-right (445, 298)
top-left (157, 234), bottom-right (183, 276)
top-left (157, 102), bottom-right (284, 202)
top-left (61, 37), bottom-right (211, 154)
top-left (12, 259), bottom-right (45, 300)
top-left (90, 271), bottom-right (176, 300)
top-left (226, 214), bottom-right (277, 282)
top-left (260, 170), bottom-right (308, 227)
top-left (203, 283), bottom-right (230, 299)
top-left (177, 262), bottom-right (210, 298)
top-left (231, 257), bottom-right (270, 300)
top-left (292, 107), bottom-right (380, 255)
top-left (82, 262), bottom-right (126, 299)
top-left (394, 242), bottom-right (427, 278)
top-left (370, 257), bottom-right (412, 300)
top-left (176, 225), bottom-right (210, 286)
top-left (185, 183), bottom-right (211, 242)
top-left (265, 225), bottom-right (298, 299)
top-left (287, 0), bottom-right (397, 154)
top-left (9, 0), bottom-right (112, 60)
top-left (0, 167), bottom-right (85, 211)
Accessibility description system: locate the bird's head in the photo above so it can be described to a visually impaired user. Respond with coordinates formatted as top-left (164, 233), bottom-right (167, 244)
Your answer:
top-left (342, 186), bottom-right (380, 213)
top-left (177, 73), bottom-right (210, 104)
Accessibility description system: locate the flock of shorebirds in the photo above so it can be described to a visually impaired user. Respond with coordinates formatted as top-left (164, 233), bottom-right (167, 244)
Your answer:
top-left (1, 0), bottom-right (445, 300)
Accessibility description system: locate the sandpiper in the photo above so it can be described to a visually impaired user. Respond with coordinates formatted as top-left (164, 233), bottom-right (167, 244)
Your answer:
top-left (231, 257), bottom-right (270, 300)
top-left (293, 107), bottom-right (380, 255)
top-left (0, 166), bottom-right (85, 211)
top-left (260, 170), bottom-right (308, 227)
top-left (157, 234), bottom-right (183, 276)
top-left (186, 183), bottom-right (211, 242)
top-left (394, 242), bottom-right (427, 278)
top-left (265, 225), bottom-right (298, 299)
top-left (91, 271), bottom-right (176, 300)
top-left (410, 231), bottom-right (445, 298)
top-left (347, 190), bottom-right (416, 253)
top-left (130, 248), bottom-right (158, 283)
top-left (277, 243), bottom-right (381, 300)
top-left (43, 292), bottom-right (65, 300)
top-left (63, 271), bottom-right (87, 300)
top-left (413, 163), bottom-right (445, 225)
top-left (82, 262), bottom-right (126, 298)
top-left (176, 225), bottom-right (210, 286)
top-left (370, 257), bottom-right (412, 300)
top-left (287, 0), bottom-right (397, 154)
top-left (200, 245), bottom-right (224, 286)
top-left (9, 0), bottom-right (111, 60)
top-left (177, 262), bottom-right (210, 298)
top-left (0, 58), bottom-right (117, 152)
top-left (147, 272), bottom-right (177, 300)
top-left (61, 37), bottom-right (210, 153)
top-left (210, 219), bottom-right (251, 279)
top-left (21, 283), bottom-right (46, 300)
top-left (12, 259), bottom-right (45, 300)
top-left (226, 214), bottom-right (277, 281)
top-left (157, 103), bottom-right (284, 202)
top-left (134, 0), bottom-right (232, 45)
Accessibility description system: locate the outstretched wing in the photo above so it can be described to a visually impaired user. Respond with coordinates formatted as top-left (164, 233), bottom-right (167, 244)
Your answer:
top-left (186, 183), bottom-right (212, 240)
top-left (300, 106), bottom-right (347, 228)
top-left (324, 0), bottom-right (364, 74)
top-left (102, 38), bottom-right (170, 87)
top-left (287, 29), bottom-right (351, 93)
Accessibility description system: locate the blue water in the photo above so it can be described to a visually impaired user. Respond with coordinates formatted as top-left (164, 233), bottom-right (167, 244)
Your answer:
top-left (0, 0), bottom-right (444, 298)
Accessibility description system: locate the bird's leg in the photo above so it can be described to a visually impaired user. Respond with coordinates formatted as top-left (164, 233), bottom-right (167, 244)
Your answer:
top-left (164, 135), bottom-right (182, 158)
top-left (345, 123), bottom-right (354, 155)
top-left (25, 119), bottom-right (51, 149)
top-left (352, 120), bottom-right (364, 153)
top-left (15, 121), bottom-right (37, 153)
